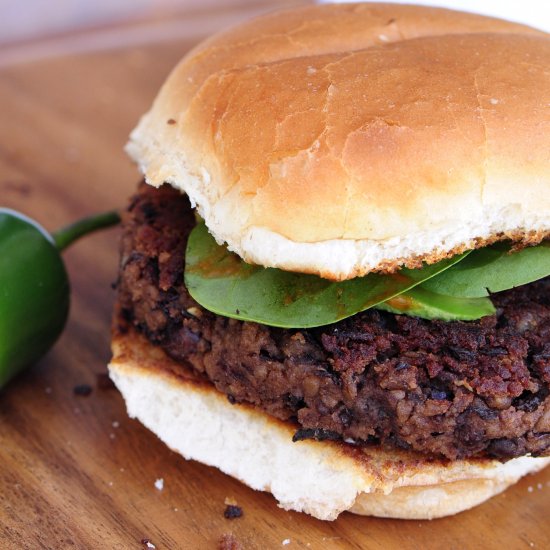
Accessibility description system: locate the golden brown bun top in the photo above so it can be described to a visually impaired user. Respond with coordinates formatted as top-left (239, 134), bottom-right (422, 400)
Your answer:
top-left (126, 3), bottom-right (550, 280)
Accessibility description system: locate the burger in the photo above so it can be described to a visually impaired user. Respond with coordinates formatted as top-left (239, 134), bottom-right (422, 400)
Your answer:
top-left (109, 3), bottom-right (550, 520)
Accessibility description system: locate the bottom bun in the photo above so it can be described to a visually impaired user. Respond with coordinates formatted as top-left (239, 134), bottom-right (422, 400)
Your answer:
top-left (108, 323), bottom-right (550, 521)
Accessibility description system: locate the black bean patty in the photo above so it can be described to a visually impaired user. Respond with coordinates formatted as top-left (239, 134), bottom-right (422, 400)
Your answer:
top-left (117, 184), bottom-right (550, 460)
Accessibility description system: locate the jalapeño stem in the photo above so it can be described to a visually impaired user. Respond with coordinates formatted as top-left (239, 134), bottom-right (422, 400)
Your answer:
top-left (52, 210), bottom-right (121, 251)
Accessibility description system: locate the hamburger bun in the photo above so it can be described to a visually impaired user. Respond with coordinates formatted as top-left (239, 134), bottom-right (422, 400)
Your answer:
top-left (115, 3), bottom-right (550, 521)
top-left (126, 3), bottom-right (550, 280)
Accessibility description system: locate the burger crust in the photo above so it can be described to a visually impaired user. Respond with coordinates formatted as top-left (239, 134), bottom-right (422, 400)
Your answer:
top-left (126, 3), bottom-right (550, 280)
top-left (108, 321), bottom-right (550, 520)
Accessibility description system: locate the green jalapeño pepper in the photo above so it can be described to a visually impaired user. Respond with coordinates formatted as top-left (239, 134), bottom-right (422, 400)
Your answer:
top-left (0, 208), bottom-right (120, 388)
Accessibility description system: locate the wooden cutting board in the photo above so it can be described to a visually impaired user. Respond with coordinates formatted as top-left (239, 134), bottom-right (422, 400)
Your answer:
top-left (1, 6), bottom-right (549, 549)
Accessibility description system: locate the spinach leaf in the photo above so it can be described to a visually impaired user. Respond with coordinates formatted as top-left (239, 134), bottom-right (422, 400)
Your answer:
top-left (377, 286), bottom-right (496, 321)
top-left (184, 222), bottom-right (467, 328)
top-left (422, 241), bottom-right (550, 297)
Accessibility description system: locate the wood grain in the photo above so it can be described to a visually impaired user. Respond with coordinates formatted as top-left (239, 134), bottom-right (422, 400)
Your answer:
top-left (0, 5), bottom-right (549, 549)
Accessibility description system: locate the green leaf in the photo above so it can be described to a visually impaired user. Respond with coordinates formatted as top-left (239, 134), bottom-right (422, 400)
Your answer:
top-left (421, 241), bottom-right (550, 297)
top-left (377, 286), bottom-right (496, 321)
top-left (184, 222), bottom-right (468, 328)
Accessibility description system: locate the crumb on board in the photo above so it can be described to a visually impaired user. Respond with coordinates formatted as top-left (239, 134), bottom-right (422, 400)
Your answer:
top-left (224, 504), bottom-right (243, 520)
top-left (112, 421), bottom-right (120, 428)
top-left (218, 533), bottom-right (243, 550)
top-left (141, 538), bottom-right (156, 549)
top-left (154, 478), bottom-right (164, 491)
top-left (282, 539), bottom-right (290, 546)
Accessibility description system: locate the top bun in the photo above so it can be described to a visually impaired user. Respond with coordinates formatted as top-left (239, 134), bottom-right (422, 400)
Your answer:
top-left (126, 3), bottom-right (550, 280)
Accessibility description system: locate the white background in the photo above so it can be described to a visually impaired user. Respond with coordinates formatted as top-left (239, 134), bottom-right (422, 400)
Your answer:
top-left (320, 0), bottom-right (550, 33)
